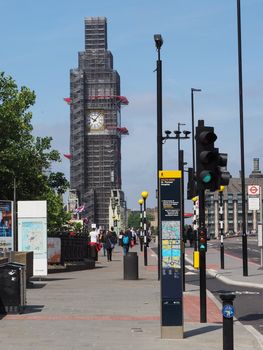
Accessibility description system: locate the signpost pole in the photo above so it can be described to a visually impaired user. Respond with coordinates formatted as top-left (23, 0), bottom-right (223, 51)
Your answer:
top-left (259, 187), bottom-right (263, 269)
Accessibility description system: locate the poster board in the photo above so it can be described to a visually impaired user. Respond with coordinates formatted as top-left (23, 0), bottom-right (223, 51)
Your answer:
top-left (18, 201), bottom-right (47, 276)
top-left (0, 200), bottom-right (13, 252)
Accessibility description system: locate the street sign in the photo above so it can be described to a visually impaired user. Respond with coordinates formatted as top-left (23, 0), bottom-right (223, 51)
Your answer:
top-left (248, 185), bottom-right (260, 211)
top-left (222, 304), bottom-right (235, 319)
top-left (248, 185), bottom-right (260, 195)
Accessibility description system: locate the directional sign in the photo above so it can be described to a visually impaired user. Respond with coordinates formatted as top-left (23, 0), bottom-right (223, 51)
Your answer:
top-left (222, 304), bottom-right (235, 319)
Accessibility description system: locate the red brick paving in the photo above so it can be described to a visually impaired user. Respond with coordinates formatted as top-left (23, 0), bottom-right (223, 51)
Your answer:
top-left (4, 295), bottom-right (221, 323)
top-left (184, 295), bottom-right (222, 323)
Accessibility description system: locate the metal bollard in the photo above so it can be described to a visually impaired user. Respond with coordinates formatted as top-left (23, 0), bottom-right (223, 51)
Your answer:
top-left (219, 292), bottom-right (236, 350)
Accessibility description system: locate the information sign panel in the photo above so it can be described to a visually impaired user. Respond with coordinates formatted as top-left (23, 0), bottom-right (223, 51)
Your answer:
top-left (159, 170), bottom-right (183, 338)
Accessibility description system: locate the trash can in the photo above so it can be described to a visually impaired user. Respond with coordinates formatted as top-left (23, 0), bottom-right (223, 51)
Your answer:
top-left (0, 262), bottom-right (26, 314)
top-left (123, 252), bottom-right (138, 280)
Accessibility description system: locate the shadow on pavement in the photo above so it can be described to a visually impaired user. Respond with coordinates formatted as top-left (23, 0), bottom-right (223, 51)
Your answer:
top-left (23, 305), bottom-right (45, 314)
top-left (239, 313), bottom-right (263, 322)
top-left (27, 282), bottom-right (47, 289)
top-left (31, 277), bottom-right (75, 282)
top-left (184, 324), bottom-right (221, 338)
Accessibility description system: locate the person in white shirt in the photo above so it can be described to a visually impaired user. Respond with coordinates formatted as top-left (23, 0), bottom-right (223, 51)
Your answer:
top-left (89, 225), bottom-right (99, 243)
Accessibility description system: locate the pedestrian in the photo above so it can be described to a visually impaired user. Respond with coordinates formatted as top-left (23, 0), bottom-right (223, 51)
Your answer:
top-left (109, 226), bottom-right (118, 245)
top-left (105, 230), bottom-right (115, 261)
top-left (89, 224), bottom-right (99, 243)
top-left (118, 229), bottom-right (124, 246)
top-left (99, 229), bottom-right (107, 256)
top-left (122, 228), bottom-right (132, 256)
top-left (187, 225), bottom-right (194, 247)
top-left (131, 227), bottom-right (137, 245)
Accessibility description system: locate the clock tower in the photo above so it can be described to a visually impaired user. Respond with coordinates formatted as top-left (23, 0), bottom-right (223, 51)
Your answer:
top-left (69, 17), bottom-right (128, 228)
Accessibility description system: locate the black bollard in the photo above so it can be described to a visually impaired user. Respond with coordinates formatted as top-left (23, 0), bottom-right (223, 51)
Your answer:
top-left (219, 292), bottom-right (236, 350)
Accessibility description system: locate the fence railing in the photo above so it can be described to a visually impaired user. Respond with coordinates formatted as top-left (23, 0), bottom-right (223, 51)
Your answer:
top-left (51, 234), bottom-right (98, 265)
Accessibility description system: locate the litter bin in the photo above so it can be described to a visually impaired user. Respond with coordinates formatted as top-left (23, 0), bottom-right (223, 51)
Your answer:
top-left (123, 252), bottom-right (138, 280)
top-left (0, 262), bottom-right (26, 314)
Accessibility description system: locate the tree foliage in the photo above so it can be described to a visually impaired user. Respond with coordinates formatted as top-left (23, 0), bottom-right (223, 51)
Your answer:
top-left (128, 211), bottom-right (153, 230)
top-left (0, 72), bottom-right (69, 234)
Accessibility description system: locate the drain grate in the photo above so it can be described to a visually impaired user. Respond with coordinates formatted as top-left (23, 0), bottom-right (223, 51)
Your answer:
top-left (131, 328), bottom-right (143, 333)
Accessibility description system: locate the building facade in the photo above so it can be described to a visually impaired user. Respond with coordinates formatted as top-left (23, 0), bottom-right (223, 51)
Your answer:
top-left (69, 17), bottom-right (127, 229)
top-left (205, 158), bottom-right (263, 237)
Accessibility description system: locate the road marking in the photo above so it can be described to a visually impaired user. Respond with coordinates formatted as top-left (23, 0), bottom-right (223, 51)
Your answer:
top-left (234, 290), bottom-right (260, 295)
top-left (244, 325), bottom-right (263, 350)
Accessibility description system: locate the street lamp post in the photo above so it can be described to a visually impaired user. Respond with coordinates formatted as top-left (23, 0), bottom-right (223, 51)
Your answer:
top-left (141, 191), bottom-right (149, 266)
top-left (236, 0), bottom-right (248, 277)
top-left (191, 88), bottom-right (201, 174)
top-left (138, 198), bottom-right (144, 252)
top-left (154, 34), bottom-right (163, 280)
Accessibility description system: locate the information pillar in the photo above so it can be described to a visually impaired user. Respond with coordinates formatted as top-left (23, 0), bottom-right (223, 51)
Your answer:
top-left (159, 170), bottom-right (183, 339)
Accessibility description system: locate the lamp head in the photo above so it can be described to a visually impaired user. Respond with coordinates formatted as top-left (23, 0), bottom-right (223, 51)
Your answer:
top-left (154, 34), bottom-right (163, 49)
top-left (138, 198), bottom-right (144, 205)
top-left (191, 88), bottom-right (202, 92)
top-left (183, 130), bottom-right (191, 137)
top-left (174, 130), bottom-right (181, 138)
top-left (141, 191), bottom-right (149, 199)
top-left (165, 130), bottom-right (172, 137)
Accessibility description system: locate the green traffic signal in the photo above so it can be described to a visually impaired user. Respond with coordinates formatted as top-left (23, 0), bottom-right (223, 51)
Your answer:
top-left (200, 170), bottom-right (213, 184)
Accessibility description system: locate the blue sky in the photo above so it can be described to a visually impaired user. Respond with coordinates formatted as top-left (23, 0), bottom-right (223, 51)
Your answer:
top-left (1, 0), bottom-right (263, 210)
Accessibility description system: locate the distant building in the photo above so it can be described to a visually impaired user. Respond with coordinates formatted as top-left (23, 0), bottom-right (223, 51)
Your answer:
top-left (69, 17), bottom-right (128, 229)
top-left (206, 158), bottom-right (263, 237)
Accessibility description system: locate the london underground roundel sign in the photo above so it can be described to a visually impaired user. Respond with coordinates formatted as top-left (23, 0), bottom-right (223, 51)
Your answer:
top-left (248, 185), bottom-right (259, 196)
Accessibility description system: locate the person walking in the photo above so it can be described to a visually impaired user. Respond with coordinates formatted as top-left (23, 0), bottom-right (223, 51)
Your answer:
top-left (109, 226), bottom-right (117, 245)
top-left (122, 228), bottom-right (132, 256)
top-left (105, 230), bottom-right (115, 262)
top-left (99, 229), bottom-right (107, 256)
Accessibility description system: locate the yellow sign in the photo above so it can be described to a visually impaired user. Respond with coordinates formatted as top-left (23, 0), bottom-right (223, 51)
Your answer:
top-left (159, 170), bottom-right (181, 179)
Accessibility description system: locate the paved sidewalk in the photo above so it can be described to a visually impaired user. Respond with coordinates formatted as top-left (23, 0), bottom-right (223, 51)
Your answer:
top-left (0, 244), bottom-right (261, 350)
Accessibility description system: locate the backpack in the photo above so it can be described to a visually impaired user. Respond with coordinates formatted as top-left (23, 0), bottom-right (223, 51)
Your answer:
top-left (122, 235), bottom-right (129, 245)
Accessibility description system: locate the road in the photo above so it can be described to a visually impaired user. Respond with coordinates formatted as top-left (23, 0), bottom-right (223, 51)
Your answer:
top-left (209, 235), bottom-right (262, 266)
top-left (185, 264), bottom-right (263, 335)
top-left (187, 236), bottom-right (263, 334)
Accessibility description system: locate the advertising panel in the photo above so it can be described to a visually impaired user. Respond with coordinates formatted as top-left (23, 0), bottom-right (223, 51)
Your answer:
top-left (47, 237), bottom-right (61, 263)
top-left (0, 200), bottom-right (13, 252)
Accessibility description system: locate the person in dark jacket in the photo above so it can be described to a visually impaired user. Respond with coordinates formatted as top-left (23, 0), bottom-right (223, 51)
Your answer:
top-left (105, 230), bottom-right (115, 261)
top-left (122, 228), bottom-right (132, 256)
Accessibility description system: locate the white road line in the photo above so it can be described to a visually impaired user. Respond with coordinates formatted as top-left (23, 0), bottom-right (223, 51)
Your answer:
top-left (244, 325), bottom-right (263, 350)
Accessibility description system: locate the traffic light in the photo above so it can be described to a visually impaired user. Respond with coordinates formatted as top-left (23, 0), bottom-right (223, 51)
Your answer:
top-left (187, 167), bottom-right (197, 199)
top-left (195, 121), bottom-right (218, 191)
top-left (216, 153), bottom-right (231, 187)
top-left (198, 227), bottom-right (207, 252)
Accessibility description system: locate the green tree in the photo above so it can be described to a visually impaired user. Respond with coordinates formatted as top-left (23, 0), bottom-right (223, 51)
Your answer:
top-left (128, 211), bottom-right (153, 230)
top-left (0, 72), bottom-right (69, 234)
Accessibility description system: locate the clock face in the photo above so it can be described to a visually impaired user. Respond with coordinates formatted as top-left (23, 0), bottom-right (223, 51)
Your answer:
top-left (88, 112), bottom-right (104, 130)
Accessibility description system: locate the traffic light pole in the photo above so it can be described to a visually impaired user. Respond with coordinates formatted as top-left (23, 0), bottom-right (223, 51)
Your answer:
top-left (199, 188), bottom-right (207, 323)
top-left (219, 190), bottom-right (225, 269)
